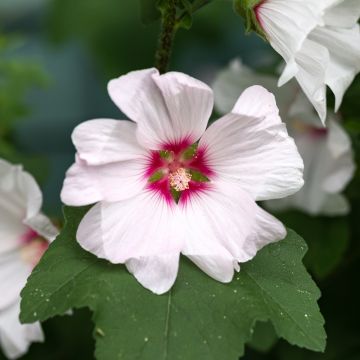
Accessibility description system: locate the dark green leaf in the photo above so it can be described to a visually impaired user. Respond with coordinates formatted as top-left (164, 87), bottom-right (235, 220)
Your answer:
top-left (278, 211), bottom-right (350, 279)
top-left (248, 321), bottom-right (278, 353)
top-left (21, 207), bottom-right (326, 360)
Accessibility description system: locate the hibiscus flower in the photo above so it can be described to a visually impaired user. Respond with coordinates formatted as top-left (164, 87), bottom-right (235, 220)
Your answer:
top-left (254, 0), bottom-right (360, 123)
top-left (0, 159), bottom-right (58, 359)
top-left (61, 68), bottom-right (304, 295)
top-left (213, 59), bottom-right (355, 215)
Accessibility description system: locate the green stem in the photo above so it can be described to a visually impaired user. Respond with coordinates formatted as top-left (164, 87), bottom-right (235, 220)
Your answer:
top-left (177, 0), bottom-right (211, 23)
top-left (154, 0), bottom-right (177, 74)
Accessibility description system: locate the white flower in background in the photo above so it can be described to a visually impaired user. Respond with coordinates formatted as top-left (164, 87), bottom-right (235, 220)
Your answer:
top-left (0, 159), bottom-right (58, 359)
top-left (213, 60), bottom-right (355, 216)
top-left (254, 0), bottom-right (360, 123)
top-left (61, 68), bottom-right (304, 295)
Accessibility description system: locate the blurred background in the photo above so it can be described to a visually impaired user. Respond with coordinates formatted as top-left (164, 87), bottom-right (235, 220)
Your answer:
top-left (0, 0), bottom-right (359, 359)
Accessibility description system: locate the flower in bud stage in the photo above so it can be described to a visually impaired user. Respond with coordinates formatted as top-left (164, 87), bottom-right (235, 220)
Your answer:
top-left (213, 59), bottom-right (355, 216)
top-left (0, 159), bottom-right (58, 359)
top-left (61, 68), bottom-right (304, 295)
top-left (236, 0), bottom-right (360, 124)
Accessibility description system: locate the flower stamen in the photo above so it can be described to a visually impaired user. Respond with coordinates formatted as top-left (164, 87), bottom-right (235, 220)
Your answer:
top-left (169, 168), bottom-right (192, 192)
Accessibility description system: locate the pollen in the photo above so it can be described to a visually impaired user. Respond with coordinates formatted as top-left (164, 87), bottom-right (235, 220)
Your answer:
top-left (169, 168), bottom-right (192, 191)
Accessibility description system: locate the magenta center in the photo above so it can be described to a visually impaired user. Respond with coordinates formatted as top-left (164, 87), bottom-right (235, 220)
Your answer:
top-left (145, 140), bottom-right (213, 205)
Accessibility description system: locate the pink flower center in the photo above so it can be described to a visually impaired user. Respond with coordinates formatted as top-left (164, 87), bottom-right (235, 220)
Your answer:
top-left (145, 140), bottom-right (213, 205)
top-left (21, 229), bottom-right (48, 268)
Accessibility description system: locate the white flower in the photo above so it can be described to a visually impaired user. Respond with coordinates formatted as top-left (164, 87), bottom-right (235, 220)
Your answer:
top-left (0, 159), bottom-right (58, 359)
top-left (61, 68), bottom-right (304, 295)
top-left (255, 0), bottom-right (360, 123)
top-left (213, 60), bottom-right (355, 216)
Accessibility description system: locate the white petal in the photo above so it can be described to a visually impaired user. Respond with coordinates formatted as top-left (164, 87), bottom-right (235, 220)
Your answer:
top-left (77, 193), bottom-right (182, 264)
top-left (126, 254), bottom-right (179, 295)
top-left (327, 116), bottom-right (353, 158)
top-left (256, 0), bottom-right (323, 62)
top-left (108, 68), bottom-right (213, 149)
top-left (213, 59), bottom-right (294, 115)
top-left (323, 118), bottom-right (355, 193)
top-left (319, 193), bottom-right (350, 216)
top-left (232, 85), bottom-right (281, 127)
top-left (0, 160), bottom-right (43, 254)
top-left (0, 301), bottom-right (43, 359)
top-left (266, 117), bottom-right (355, 216)
top-left (180, 182), bottom-right (285, 282)
top-left (151, 72), bottom-right (213, 144)
top-left (199, 97), bottom-right (304, 201)
top-left (61, 156), bottom-right (146, 206)
top-left (0, 160), bottom-right (42, 222)
top-left (0, 202), bottom-right (27, 255)
top-left (25, 213), bottom-right (59, 242)
top-left (77, 195), bottom-right (182, 294)
top-left (309, 25), bottom-right (360, 112)
top-left (212, 59), bottom-right (304, 126)
top-left (291, 39), bottom-right (329, 123)
top-left (72, 119), bottom-right (147, 165)
top-left (278, 60), bottom-right (299, 86)
top-left (324, 0), bottom-right (360, 27)
top-left (0, 252), bottom-right (30, 310)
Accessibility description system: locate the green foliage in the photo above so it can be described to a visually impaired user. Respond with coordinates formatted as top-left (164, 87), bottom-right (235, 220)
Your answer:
top-left (0, 35), bottom-right (47, 136)
top-left (278, 211), bottom-right (350, 279)
top-left (21, 206), bottom-right (325, 360)
top-left (248, 321), bottom-right (278, 353)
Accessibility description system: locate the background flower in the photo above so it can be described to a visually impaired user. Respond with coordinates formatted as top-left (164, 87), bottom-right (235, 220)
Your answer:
top-left (213, 60), bottom-right (355, 216)
top-left (254, 0), bottom-right (360, 123)
top-left (0, 159), bottom-right (58, 359)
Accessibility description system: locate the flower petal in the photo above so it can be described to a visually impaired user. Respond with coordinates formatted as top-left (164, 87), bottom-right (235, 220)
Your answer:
top-left (108, 68), bottom-right (213, 149)
top-left (309, 25), bottom-right (360, 112)
top-left (72, 119), bottom-right (147, 165)
top-left (319, 193), bottom-right (350, 216)
top-left (61, 156), bottom-right (146, 206)
top-left (0, 160), bottom-right (44, 254)
top-left (199, 89), bottom-right (304, 201)
top-left (0, 301), bottom-right (43, 359)
top-left (266, 117), bottom-right (355, 216)
top-left (213, 59), bottom-right (298, 117)
top-left (151, 71), bottom-right (213, 145)
top-left (76, 192), bottom-right (182, 269)
top-left (180, 182), bottom-right (285, 282)
top-left (256, 0), bottom-right (322, 62)
top-left (289, 39), bottom-right (329, 123)
top-left (126, 254), bottom-right (179, 295)
top-left (324, 0), bottom-right (360, 27)
top-left (0, 252), bottom-right (30, 310)
top-left (25, 213), bottom-right (59, 242)
top-left (232, 85), bottom-right (282, 127)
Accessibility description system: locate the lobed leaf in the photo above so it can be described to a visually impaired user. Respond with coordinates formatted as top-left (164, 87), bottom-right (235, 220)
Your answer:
top-left (21, 206), bottom-right (326, 360)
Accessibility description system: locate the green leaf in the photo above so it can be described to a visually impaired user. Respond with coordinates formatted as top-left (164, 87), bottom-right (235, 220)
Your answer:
top-left (138, 0), bottom-right (161, 25)
top-left (278, 211), bottom-right (350, 279)
top-left (21, 207), bottom-right (326, 360)
top-left (248, 321), bottom-right (278, 353)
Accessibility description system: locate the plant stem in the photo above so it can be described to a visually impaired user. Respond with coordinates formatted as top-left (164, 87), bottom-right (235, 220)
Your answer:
top-left (154, 0), bottom-right (177, 74)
